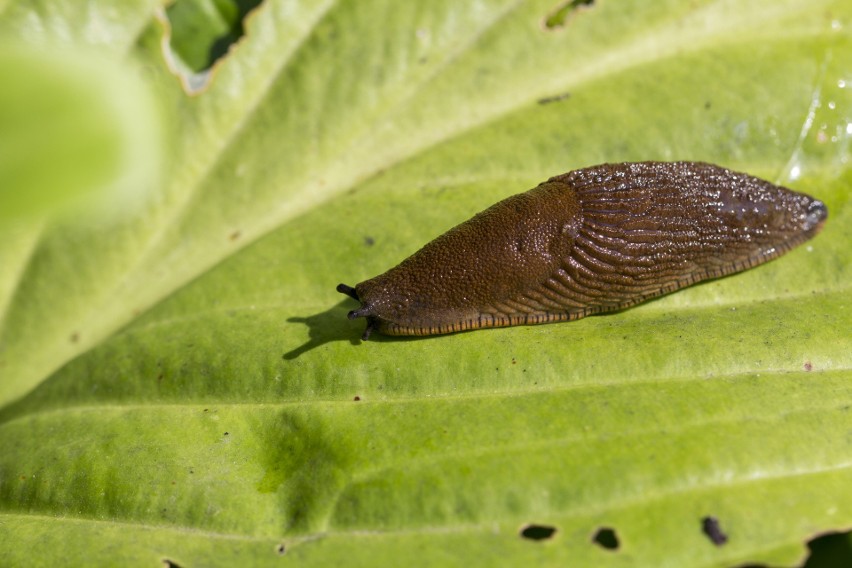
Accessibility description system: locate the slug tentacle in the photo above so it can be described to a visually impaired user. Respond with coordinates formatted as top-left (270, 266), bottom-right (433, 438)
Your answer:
top-left (337, 161), bottom-right (827, 340)
top-left (360, 318), bottom-right (378, 341)
top-left (336, 283), bottom-right (359, 301)
top-left (347, 306), bottom-right (373, 320)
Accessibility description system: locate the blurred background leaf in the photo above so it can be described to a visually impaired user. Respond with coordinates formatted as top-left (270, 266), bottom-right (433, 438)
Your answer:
top-left (0, 43), bottom-right (162, 220)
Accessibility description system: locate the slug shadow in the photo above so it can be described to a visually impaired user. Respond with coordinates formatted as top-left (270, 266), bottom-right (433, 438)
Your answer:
top-left (283, 302), bottom-right (360, 359)
top-left (284, 300), bottom-right (424, 359)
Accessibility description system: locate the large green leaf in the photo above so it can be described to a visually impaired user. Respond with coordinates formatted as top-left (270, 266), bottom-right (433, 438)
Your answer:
top-left (1, 0), bottom-right (851, 566)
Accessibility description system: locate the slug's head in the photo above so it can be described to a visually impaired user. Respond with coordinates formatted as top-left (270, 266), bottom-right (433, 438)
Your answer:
top-left (337, 280), bottom-right (428, 340)
top-left (803, 198), bottom-right (828, 234)
top-left (336, 283), bottom-right (383, 340)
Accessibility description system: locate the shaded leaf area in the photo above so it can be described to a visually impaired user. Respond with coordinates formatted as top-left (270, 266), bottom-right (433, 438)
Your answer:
top-left (163, 0), bottom-right (265, 93)
top-left (1, 376), bottom-right (850, 565)
top-left (804, 532), bottom-right (852, 568)
top-left (166, 0), bottom-right (265, 73)
top-left (1, 0), bottom-right (851, 566)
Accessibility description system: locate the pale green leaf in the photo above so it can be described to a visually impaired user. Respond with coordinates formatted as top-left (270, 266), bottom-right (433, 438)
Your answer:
top-left (0, 1), bottom-right (850, 566)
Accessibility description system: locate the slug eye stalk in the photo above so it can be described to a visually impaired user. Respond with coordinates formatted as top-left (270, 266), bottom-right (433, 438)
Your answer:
top-left (336, 283), bottom-right (359, 301)
top-left (336, 283), bottom-right (378, 340)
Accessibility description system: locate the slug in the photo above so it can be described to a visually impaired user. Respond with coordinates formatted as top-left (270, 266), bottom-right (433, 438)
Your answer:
top-left (337, 161), bottom-right (827, 340)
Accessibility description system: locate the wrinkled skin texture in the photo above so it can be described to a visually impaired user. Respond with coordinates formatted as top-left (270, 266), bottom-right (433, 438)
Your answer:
top-left (338, 162), bottom-right (827, 340)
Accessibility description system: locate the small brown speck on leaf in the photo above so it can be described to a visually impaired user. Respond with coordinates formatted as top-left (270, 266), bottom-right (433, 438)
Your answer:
top-left (538, 92), bottom-right (571, 104)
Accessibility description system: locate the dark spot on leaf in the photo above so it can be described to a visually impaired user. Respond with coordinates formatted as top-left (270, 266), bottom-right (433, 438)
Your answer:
top-left (224, 432), bottom-right (229, 436)
top-left (520, 524), bottom-right (557, 541)
top-left (702, 516), bottom-right (728, 546)
top-left (162, 560), bottom-right (182, 568)
top-left (803, 530), bottom-right (852, 567)
top-left (538, 92), bottom-right (571, 105)
top-left (543, 0), bottom-right (595, 30)
top-left (592, 527), bottom-right (619, 550)
top-left (804, 361), bottom-right (813, 371)
top-left (69, 332), bottom-right (80, 343)
top-left (364, 236), bottom-right (375, 246)
top-left (353, 396), bottom-right (361, 401)
top-left (230, 230), bottom-right (241, 241)
top-left (705, 101), bottom-right (712, 109)
top-left (277, 543), bottom-right (286, 555)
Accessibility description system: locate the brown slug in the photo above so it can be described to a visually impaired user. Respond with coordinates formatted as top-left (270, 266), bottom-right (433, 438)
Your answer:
top-left (337, 161), bottom-right (827, 340)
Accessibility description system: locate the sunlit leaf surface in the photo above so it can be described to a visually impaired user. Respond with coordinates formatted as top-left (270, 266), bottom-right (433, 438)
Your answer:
top-left (1, 1), bottom-right (850, 566)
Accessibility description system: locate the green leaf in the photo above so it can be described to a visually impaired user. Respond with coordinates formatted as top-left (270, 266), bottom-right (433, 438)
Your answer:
top-left (1, 0), bottom-right (851, 566)
top-left (0, 43), bottom-right (163, 220)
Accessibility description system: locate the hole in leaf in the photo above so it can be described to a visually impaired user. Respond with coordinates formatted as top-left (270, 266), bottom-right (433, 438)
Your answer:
top-left (803, 530), bottom-right (852, 567)
top-left (520, 524), bottom-right (557, 541)
top-left (702, 516), bottom-right (728, 546)
top-left (592, 527), bottom-right (620, 550)
top-left (543, 0), bottom-right (595, 30)
top-left (163, 0), bottom-right (264, 93)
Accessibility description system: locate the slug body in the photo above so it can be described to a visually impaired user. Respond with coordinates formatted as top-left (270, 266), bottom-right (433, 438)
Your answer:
top-left (338, 161), bottom-right (827, 340)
